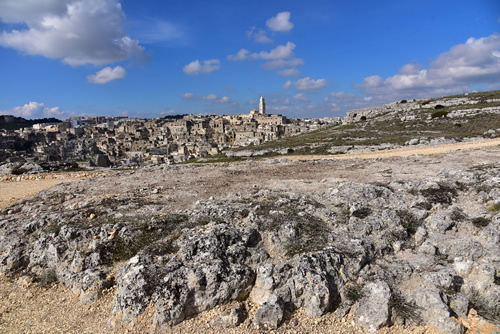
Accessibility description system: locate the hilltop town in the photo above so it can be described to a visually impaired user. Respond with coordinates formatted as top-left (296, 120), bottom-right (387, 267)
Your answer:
top-left (0, 96), bottom-right (339, 170)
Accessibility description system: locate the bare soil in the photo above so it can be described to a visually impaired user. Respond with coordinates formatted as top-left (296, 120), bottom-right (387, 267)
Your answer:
top-left (2, 139), bottom-right (500, 333)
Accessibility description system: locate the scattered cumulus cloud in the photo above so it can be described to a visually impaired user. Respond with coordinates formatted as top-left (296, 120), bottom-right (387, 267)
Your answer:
top-left (266, 12), bottom-right (294, 32)
top-left (290, 77), bottom-right (328, 91)
top-left (159, 109), bottom-right (177, 116)
top-left (355, 33), bottom-right (500, 101)
top-left (294, 93), bottom-right (310, 102)
top-left (2, 101), bottom-right (65, 118)
top-left (0, 0), bottom-right (148, 66)
top-left (278, 68), bottom-right (301, 76)
top-left (181, 92), bottom-right (195, 99)
top-left (323, 92), bottom-right (358, 103)
top-left (87, 66), bottom-right (126, 84)
top-left (181, 93), bottom-right (231, 103)
top-left (247, 27), bottom-right (273, 44)
top-left (228, 42), bottom-right (296, 61)
top-left (261, 58), bottom-right (305, 70)
top-left (183, 59), bottom-right (220, 75)
top-left (283, 80), bottom-right (292, 90)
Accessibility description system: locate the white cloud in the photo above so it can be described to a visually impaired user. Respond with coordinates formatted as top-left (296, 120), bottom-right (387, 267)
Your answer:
top-left (247, 27), bottom-right (273, 44)
top-left (87, 66), bottom-right (126, 84)
top-left (324, 92), bottom-right (358, 102)
top-left (2, 101), bottom-right (65, 118)
top-left (159, 109), bottom-right (177, 116)
top-left (293, 77), bottom-right (328, 91)
top-left (266, 12), bottom-right (294, 32)
top-left (283, 80), bottom-right (292, 90)
top-left (0, 0), bottom-right (148, 66)
top-left (183, 59), bottom-right (220, 75)
top-left (294, 93), bottom-right (310, 102)
top-left (181, 92), bottom-right (196, 99)
top-left (217, 96), bottom-right (231, 103)
top-left (203, 94), bottom-right (218, 100)
top-left (228, 42), bottom-right (296, 61)
top-left (9, 101), bottom-right (45, 117)
top-left (44, 106), bottom-right (64, 116)
top-left (278, 68), bottom-right (301, 76)
top-left (181, 93), bottom-right (231, 103)
top-left (261, 58), bottom-right (305, 70)
top-left (0, 0), bottom-right (67, 24)
top-left (356, 33), bottom-right (500, 100)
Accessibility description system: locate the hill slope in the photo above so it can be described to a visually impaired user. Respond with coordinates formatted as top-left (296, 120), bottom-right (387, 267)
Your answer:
top-left (198, 90), bottom-right (500, 162)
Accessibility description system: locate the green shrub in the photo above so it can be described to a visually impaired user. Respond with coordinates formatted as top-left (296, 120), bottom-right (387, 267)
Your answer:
top-left (471, 217), bottom-right (490, 228)
top-left (420, 183), bottom-right (457, 205)
top-left (396, 210), bottom-right (422, 235)
top-left (351, 207), bottom-right (372, 219)
top-left (487, 203), bottom-right (500, 213)
top-left (345, 283), bottom-right (365, 303)
top-left (431, 110), bottom-right (449, 118)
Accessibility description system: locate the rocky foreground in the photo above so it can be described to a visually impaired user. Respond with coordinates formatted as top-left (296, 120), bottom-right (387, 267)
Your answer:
top-left (1, 147), bottom-right (500, 333)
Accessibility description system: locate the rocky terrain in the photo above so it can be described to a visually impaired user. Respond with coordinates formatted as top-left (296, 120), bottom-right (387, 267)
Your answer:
top-left (1, 143), bottom-right (500, 333)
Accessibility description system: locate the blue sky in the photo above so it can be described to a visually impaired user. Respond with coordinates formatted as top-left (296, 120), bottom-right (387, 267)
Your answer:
top-left (0, 0), bottom-right (499, 120)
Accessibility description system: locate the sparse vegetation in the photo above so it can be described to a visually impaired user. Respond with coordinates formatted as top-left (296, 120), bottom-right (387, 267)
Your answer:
top-left (351, 207), bottom-right (372, 219)
top-left (344, 283), bottom-right (365, 303)
top-left (420, 183), bottom-right (457, 205)
top-left (251, 198), bottom-right (330, 257)
top-left (450, 208), bottom-right (467, 222)
top-left (389, 291), bottom-right (421, 323)
top-left (285, 218), bottom-right (330, 257)
top-left (431, 110), bottom-right (448, 118)
top-left (470, 217), bottom-right (490, 228)
top-left (396, 210), bottom-right (422, 235)
top-left (112, 213), bottom-right (206, 261)
top-left (44, 222), bottom-right (61, 236)
top-left (487, 203), bottom-right (500, 213)
top-left (467, 287), bottom-right (500, 323)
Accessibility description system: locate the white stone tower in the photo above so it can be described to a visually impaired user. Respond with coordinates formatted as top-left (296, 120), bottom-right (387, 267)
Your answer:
top-left (259, 95), bottom-right (266, 115)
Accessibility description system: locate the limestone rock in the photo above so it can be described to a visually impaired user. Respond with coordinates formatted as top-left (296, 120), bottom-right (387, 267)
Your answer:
top-left (353, 281), bottom-right (391, 333)
top-left (409, 288), bottom-right (464, 334)
top-left (253, 295), bottom-right (284, 330)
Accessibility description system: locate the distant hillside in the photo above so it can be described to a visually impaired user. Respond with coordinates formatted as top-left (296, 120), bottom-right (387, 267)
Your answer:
top-left (192, 90), bottom-right (500, 163)
top-left (0, 115), bottom-right (61, 131)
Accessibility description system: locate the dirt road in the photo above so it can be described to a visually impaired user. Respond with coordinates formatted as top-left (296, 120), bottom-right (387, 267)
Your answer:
top-left (285, 137), bottom-right (500, 161)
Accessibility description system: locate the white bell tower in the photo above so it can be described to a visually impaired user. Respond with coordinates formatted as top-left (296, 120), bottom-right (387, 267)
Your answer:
top-left (259, 95), bottom-right (266, 115)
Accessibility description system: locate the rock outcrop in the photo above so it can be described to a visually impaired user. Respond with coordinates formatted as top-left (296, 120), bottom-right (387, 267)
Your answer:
top-left (1, 161), bottom-right (499, 332)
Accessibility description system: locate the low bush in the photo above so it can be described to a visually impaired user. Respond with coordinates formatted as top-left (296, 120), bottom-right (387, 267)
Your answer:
top-left (431, 110), bottom-right (448, 118)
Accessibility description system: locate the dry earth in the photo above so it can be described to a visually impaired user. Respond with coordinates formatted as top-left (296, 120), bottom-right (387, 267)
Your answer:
top-left (1, 139), bottom-right (500, 333)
